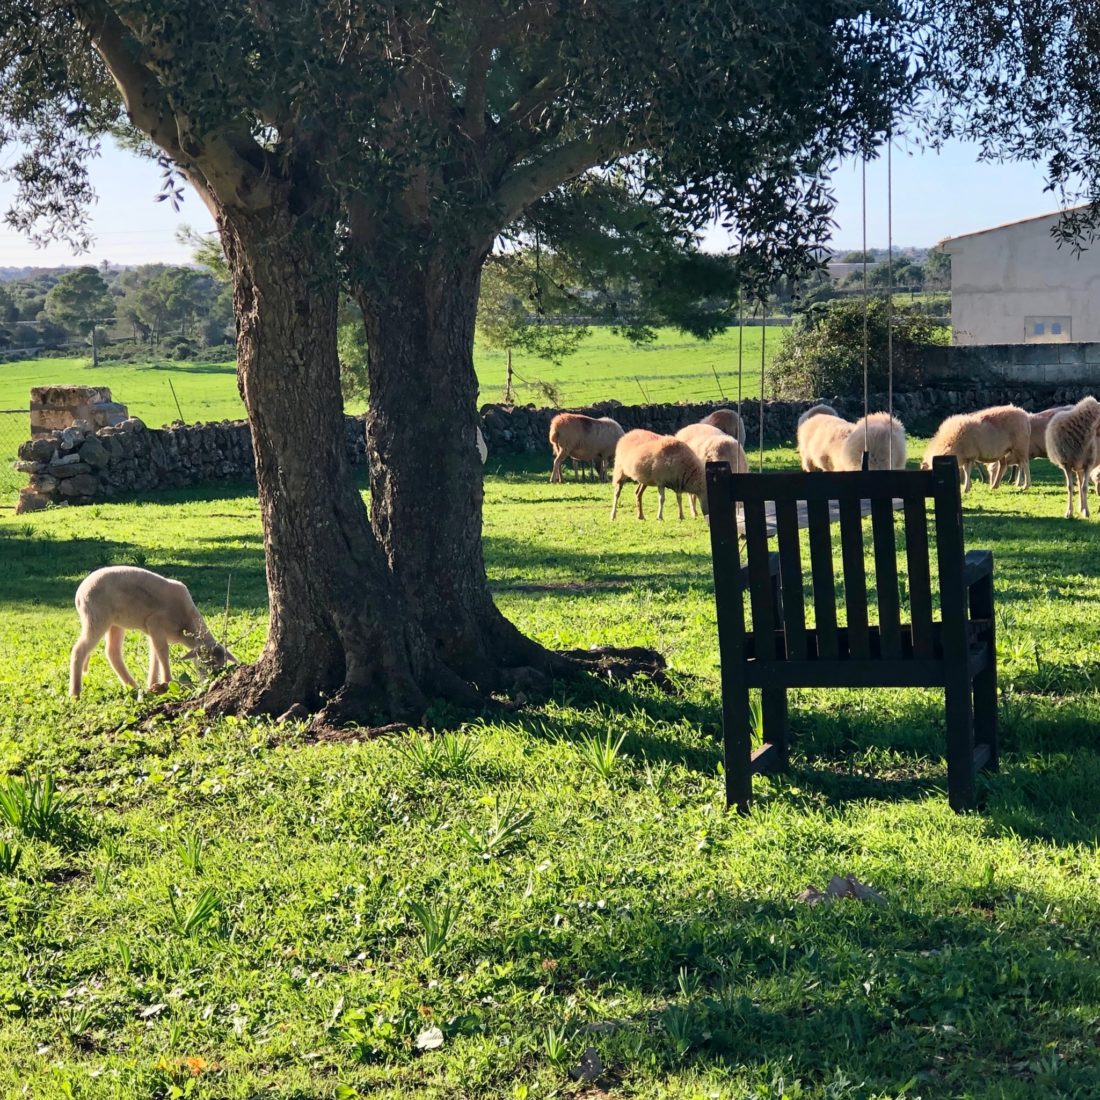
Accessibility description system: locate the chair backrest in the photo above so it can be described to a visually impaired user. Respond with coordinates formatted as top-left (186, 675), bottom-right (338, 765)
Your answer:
top-left (706, 455), bottom-right (968, 662)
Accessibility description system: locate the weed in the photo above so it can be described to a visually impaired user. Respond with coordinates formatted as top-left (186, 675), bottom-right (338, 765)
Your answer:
top-left (168, 885), bottom-right (223, 937)
top-left (576, 729), bottom-right (627, 781)
top-left (459, 795), bottom-right (533, 859)
top-left (399, 731), bottom-right (478, 779)
top-left (175, 827), bottom-right (205, 875)
top-left (0, 773), bottom-right (71, 840)
top-left (541, 1023), bottom-right (571, 1068)
top-left (0, 840), bottom-right (21, 875)
top-left (408, 899), bottom-right (457, 961)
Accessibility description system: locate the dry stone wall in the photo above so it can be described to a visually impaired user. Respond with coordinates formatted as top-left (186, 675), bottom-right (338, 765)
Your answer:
top-left (15, 415), bottom-right (368, 514)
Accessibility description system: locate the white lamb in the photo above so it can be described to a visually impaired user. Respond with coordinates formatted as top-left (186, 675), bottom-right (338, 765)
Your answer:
top-left (835, 412), bottom-right (907, 471)
top-left (675, 423), bottom-right (748, 514)
top-left (70, 566), bottom-right (237, 697)
top-left (610, 430), bottom-right (708, 521)
top-left (548, 413), bottom-right (625, 483)
top-left (921, 407), bottom-right (1030, 492)
top-left (796, 405), bottom-right (853, 471)
top-left (1046, 397), bottom-right (1100, 518)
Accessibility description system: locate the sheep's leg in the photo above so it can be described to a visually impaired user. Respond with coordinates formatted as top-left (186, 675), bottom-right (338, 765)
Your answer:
top-left (104, 625), bottom-right (138, 690)
top-left (676, 491), bottom-right (685, 521)
top-left (961, 462), bottom-right (972, 493)
top-left (989, 460), bottom-right (1004, 490)
top-left (610, 478), bottom-right (624, 520)
top-left (550, 447), bottom-right (564, 484)
top-left (149, 633), bottom-right (172, 687)
top-left (688, 494), bottom-right (698, 518)
top-left (1064, 467), bottom-right (1075, 518)
top-left (637, 483), bottom-right (648, 521)
top-left (1019, 457), bottom-right (1031, 489)
top-left (1081, 468), bottom-right (1091, 518)
top-left (69, 621), bottom-right (108, 697)
top-left (595, 457), bottom-right (608, 483)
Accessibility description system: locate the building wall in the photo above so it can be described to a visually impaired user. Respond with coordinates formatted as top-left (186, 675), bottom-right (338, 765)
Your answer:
top-left (943, 211), bottom-right (1100, 345)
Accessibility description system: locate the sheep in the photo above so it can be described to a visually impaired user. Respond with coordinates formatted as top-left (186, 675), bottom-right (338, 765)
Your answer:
top-left (835, 412), bottom-right (907, 471)
top-left (548, 413), bottom-right (625, 483)
top-left (989, 405), bottom-right (1072, 487)
top-left (676, 423), bottom-right (748, 513)
top-left (610, 429), bottom-right (708, 521)
top-left (921, 406), bottom-right (1030, 492)
top-left (1046, 397), bottom-right (1100, 518)
top-left (700, 408), bottom-right (746, 446)
top-left (70, 566), bottom-right (237, 697)
top-left (796, 405), bottom-right (854, 472)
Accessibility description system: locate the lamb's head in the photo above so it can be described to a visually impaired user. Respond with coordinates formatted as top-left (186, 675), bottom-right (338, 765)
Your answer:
top-left (182, 636), bottom-right (238, 671)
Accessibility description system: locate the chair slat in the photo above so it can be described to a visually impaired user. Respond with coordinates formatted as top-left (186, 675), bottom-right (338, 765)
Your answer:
top-left (838, 495), bottom-right (870, 658)
top-left (744, 497), bottom-right (777, 659)
top-left (806, 497), bottom-right (839, 659)
top-left (774, 498), bottom-right (808, 660)
top-left (727, 468), bottom-right (934, 503)
top-left (903, 497), bottom-right (935, 658)
top-left (871, 497), bottom-right (903, 658)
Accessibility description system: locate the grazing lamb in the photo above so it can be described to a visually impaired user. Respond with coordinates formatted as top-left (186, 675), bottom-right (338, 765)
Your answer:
top-left (835, 412), bottom-right (907, 471)
top-left (548, 413), bottom-right (624, 483)
top-left (989, 405), bottom-right (1072, 486)
top-left (1046, 397), bottom-right (1100, 518)
top-left (676, 423), bottom-right (749, 514)
top-left (921, 406), bottom-right (1030, 492)
top-left (611, 430), bottom-right (708, 521)
top-left (796, 405), bottom-right (854, 472)
top-left (70, 566), bottom-right (237, 697)
top-left (700, 408), bottom-right (746, 446)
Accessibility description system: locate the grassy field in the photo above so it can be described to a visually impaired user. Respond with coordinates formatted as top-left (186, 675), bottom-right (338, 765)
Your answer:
top-left (2, 448), bottom-right (1100, 1097)
top-left (0, 327), bottom-right (781, 495)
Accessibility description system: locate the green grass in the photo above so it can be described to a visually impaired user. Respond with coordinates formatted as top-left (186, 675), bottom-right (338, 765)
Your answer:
top-left (2, 449), bottom-right (1100, 1097)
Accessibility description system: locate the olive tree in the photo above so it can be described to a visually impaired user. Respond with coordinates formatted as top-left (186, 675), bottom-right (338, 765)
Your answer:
top-left (1, 0), bottom-right (919, 724)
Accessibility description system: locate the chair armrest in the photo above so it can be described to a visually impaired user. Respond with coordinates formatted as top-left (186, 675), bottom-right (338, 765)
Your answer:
top-left (963, 550), bottom-right (993, 588)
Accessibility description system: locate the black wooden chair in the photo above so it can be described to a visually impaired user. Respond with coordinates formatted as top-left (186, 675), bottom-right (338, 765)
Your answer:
top-left (706, 455), bottom-right (997, 813)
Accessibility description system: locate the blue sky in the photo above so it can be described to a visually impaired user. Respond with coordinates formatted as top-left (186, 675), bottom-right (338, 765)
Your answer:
top-left (0, 136), bottom-right (1064, 268)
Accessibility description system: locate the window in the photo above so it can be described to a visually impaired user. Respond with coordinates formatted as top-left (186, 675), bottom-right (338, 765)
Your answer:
top-left (1025, 315), bottom-right (1072, 343)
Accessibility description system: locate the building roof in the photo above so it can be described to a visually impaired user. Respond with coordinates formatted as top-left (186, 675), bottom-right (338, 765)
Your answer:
top-left (937, 204), bottom-right (1088, 248)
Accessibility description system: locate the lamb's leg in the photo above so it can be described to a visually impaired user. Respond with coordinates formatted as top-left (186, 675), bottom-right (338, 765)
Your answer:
top-left (69, 622), bottom-right (108, 697)
top-left (104, 625), bottom-right (138, 690)
top-left (149, 632), bottom-right (172, 688)
top-left (595, 457), bottom-right (608, 483)
top-left (1081, 468), bottom-right (1090, 519)
top-left (1064, 467), bottom-right (1075, 519)
top-left (989, 460), bottom-right (1004, 490)
top-left (688, 494), bottom-right (698, 518)
top-left (1019, 457), bottom-right (1031, 489)
top-left (550, 447), bottom-right (564, 484)
top-left (962, 461), bottom-right (972, 493)
top-left (610, 478), bottom-right (624, 520)
top-left (676, 491), bottom-right (685, 521)
top-left (146, 636), bottom-right (165, 689)
top-left (636, 483), bottom-right (648, 521)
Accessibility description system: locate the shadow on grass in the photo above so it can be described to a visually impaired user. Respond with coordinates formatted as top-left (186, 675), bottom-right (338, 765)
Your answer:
top-left (144, 360), bottom-right (237, 376)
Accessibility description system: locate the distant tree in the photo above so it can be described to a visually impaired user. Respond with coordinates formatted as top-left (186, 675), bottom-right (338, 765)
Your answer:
top-left (924, 248), bottom-right (951, 289)
top-left (43, 265), bottom-right (114, 334)
top-left (839, 250), bottom-right (876, 264)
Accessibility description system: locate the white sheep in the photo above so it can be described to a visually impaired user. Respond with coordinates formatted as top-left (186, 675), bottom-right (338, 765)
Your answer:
top-left (921, 407), bottom-right (1030, 492)
top-left (796, 405), bottom-right (854, 471)
top-left (610, 429), bottom-right (708, 521)
top-left (700, 408), bottom-right (746, 446)
top-left (476, 425), bottom-right (488, 464)
top-left (988, 405), bottom-right (1071, 487)
top-left (675, 423), bottom-right (748, 514)
top-left (835, 412), bottom-right (907, 471)
top-left (70, 566), bottom-right (237, 697)
top-left (548, 413), bottom-right (625, 483)
top-left (1046, 397), bottom-right (1100, 518)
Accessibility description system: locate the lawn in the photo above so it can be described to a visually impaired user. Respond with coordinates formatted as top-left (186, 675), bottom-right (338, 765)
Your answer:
top-left (2, 449), bottom-right (1100, 1098)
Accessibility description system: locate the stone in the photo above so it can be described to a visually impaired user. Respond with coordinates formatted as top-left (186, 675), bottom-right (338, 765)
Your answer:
top-left (14, 460), bottom-right (43, 473)
top-left (49, 452), bottom-right (83, 466)
top-left (79, 437), bottom-right (110, 468)
top-left (58, 474), bottom-right (98, 497)
top-left (119, 416), bottom-right (146, 432)
top-left (49, 461), bottom-right (92, 479)
top-left (28, 474), bottom-right (58, 493)
top-left (59, 426), bottom-right (86, 450)
top-left (18, 438), bottom-right (56, 463)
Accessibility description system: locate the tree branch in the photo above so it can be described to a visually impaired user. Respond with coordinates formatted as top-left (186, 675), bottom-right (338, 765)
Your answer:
top-left (491, 117), bottom-right (651, 228)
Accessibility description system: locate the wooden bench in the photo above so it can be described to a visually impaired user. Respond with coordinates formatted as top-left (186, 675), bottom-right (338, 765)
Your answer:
top-left (706, 455), bottom-right (997, 813)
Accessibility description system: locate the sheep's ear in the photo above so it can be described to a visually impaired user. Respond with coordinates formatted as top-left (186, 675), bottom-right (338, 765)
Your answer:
top-left (181, 646), bottom-right (200, 662)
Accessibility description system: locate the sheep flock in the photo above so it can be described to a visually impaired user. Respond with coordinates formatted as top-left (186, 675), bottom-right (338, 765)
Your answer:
top-left (549, 398), bottom-right (1100, 520)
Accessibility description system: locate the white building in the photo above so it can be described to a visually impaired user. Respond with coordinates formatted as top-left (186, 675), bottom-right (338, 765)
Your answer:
top-left (940, 208), bottom-right (1100, 346)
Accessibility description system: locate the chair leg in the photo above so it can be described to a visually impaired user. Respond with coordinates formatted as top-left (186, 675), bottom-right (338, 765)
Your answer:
top-left (969, 571), bottom-right (998, 773)
top-left (723, 677), bottom-right (754, 813)
top-left (944, 675), bottom-right (977, 811)
top-left (761, 689), bottom-right (790, 772)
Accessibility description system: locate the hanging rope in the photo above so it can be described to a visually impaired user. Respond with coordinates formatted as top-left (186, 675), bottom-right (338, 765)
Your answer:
top-left (758, 300), bottom-right (766, 473)
top-left (886, 131), bottom-right (895, 469)
top-left (861, 156), bottom-right (870, 467)
top-left (736, 290), bottom-right (744, 421)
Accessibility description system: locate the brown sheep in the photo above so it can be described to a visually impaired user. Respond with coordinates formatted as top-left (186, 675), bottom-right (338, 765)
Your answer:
top-left (836, 412), bottom-right (907, 471)
top-left (796, 405), bottom-right (854, 472)
top-left (989, 405), bottom-right (1072, 486)
top-left (921, 407), bottom-right (1030, 492)
top-left (610, 430), bottom-right (707, 521)
top-left (676, 423), bottom-right (748, 514)
top-left (700, 408), bottom-right (746, 446)
top-left (548, 413), bottom-right (624, 483)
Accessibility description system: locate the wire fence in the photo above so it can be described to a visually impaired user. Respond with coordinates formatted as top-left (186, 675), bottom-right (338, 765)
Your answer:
top-left (0, 408), bottom-right (27, 504)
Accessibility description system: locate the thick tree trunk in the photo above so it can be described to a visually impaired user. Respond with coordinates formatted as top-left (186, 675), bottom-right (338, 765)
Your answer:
top-left (358, 250), bottom-right (558, 688)
top-left (205, 206), bottom-right (445, 723)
